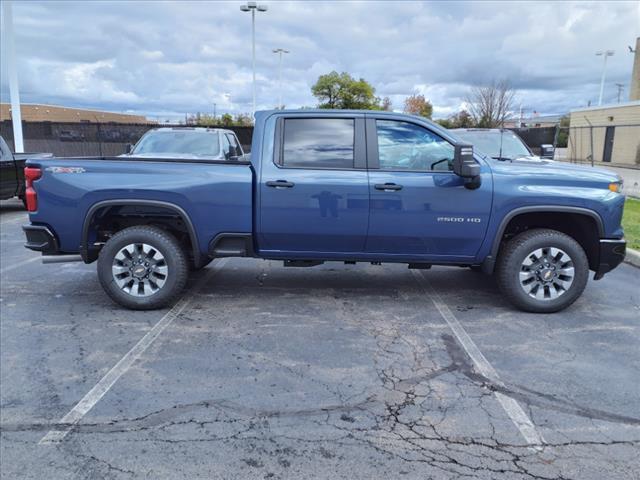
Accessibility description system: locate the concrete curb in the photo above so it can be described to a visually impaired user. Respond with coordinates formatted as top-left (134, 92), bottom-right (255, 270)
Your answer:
top-left (625, 248), bottom-right (640, 268)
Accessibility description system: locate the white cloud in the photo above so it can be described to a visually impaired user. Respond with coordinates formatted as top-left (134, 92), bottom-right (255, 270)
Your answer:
top-left (1, 0), bottom-right (637, 117)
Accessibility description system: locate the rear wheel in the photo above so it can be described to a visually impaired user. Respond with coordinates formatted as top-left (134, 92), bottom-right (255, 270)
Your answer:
top-left (97, 226), bottom-right (188, 310)
top-left (496, 229), bottom-right (589, 313)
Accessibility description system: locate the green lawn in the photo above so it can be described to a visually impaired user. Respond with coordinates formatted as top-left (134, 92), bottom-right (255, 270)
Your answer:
top-left (623, 197), bottom-right (640, 250)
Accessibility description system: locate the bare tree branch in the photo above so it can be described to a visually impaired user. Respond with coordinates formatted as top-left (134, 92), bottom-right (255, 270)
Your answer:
top-left (465, 80), bottom-right (516, 127)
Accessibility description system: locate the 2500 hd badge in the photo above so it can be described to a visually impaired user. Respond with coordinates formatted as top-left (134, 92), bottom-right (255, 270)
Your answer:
top-left (437, 217), bottom-right (482, 223)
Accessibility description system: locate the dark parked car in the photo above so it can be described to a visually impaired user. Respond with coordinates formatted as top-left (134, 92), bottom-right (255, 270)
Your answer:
top-left (0, 135), bottom-right (52, 205)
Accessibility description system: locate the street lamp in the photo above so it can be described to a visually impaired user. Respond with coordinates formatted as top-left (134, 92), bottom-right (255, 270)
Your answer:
top-left (596, 50), bottom-right (614, 106)
top-left (240, 2), bottom-right (268, 114)
top-left (273, 48), bottom-right (289, 109)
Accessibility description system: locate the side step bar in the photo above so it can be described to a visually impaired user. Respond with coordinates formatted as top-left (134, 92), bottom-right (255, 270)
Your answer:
top-left (42, 255), bottom-right (83, 264)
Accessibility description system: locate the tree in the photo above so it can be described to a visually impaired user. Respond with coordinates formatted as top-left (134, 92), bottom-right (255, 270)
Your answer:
top-left (451, 109), bottom-right (473, 128)
top-left (465, 80), bottom-right (516, 128)
top-left (381, 96), bottom-right (393, 111)
top-left (435, 118), bottom-right (453, 129)
top-left (403, 94), bottom-right (433, 119)
top-left (436, 109), bottom-right (474, 129)
top-left (234, 113), bottom-right (253, 126)
top-left (311, 71), bottom-right (381, 110)
top-left (186, 112), bottom-right (253, 127)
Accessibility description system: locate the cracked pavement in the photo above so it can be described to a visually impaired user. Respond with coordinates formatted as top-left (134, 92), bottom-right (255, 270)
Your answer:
top-left (1, 199), bottom-right (639, 479)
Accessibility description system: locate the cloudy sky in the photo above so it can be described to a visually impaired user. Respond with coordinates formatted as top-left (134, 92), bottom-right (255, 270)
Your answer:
top-left (1, 0), bottom-right (638, 120)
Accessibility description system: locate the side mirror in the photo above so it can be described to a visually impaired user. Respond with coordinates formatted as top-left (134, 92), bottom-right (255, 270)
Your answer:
top-left (452, 143), bottom-right (481, 190)
top-left (125, 143), bottom-right (133, 154)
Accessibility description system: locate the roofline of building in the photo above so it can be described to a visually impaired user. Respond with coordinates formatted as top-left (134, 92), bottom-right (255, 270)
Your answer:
top-left (0, 102), bottom-right (147, 118)
top-left (570, 100), bottom-right (640, 114)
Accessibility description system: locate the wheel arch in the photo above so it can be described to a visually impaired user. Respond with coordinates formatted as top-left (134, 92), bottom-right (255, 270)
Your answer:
top-left (485, 206), bottom-right (604, 273)
top-left (81, 199), bottom-right (201, 265)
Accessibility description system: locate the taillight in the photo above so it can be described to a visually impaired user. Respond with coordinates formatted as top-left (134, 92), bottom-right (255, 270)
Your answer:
top-left (24, 167), bottom-right (42, 212)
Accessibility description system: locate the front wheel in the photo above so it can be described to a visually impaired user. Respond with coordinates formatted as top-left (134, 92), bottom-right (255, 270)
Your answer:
top-left (496, 229), bottom-right (589, 313)
top-left (97, 226), bottom-right (189, 310)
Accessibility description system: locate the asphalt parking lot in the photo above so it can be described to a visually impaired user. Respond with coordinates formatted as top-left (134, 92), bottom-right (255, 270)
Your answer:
top-left (1, 198), bottom-right (639, 479)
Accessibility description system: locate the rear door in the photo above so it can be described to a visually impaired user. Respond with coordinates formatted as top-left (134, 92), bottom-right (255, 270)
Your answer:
top-left (259, 114), bottom-right (369, 254)
top-left (365, 115), bottom-right (492, 259)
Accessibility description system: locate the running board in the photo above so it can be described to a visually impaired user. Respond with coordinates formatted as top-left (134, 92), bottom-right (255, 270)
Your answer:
top-left (42, 255), bottom-right (83, 264)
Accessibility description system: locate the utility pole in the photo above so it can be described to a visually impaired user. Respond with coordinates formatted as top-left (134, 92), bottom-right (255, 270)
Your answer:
top-left (615, 83), bottom-right (624, 103)
top-left (240, 2), bottom-right (268, 115)
top-left (596, 50), bottom-right (615, 106)
top-left (272, 48), bottom-right (289, 109)
top-left (1, 0), bottom-right (24, 152)
top-left (213, 103), bottom-right (217, 119)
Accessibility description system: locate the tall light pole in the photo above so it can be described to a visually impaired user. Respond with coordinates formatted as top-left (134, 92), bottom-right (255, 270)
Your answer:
top-left (240, 2), bottom-right (268, 115)
top-left (596, 50), bottom-right (614, 106)
top-left (272, 48), bottom-right (289, 109)
top-left (1, 0), bottom-right (24, 152)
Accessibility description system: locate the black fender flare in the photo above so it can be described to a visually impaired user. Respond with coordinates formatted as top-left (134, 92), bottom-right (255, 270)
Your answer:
top-left (81, 199), bottom-right (201, 264)
top-left (482, 205), bottom-right (604, 273)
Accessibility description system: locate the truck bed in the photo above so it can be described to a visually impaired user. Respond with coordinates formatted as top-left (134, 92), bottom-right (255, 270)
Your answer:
top-left (26, 156), bottom-right (254, 255)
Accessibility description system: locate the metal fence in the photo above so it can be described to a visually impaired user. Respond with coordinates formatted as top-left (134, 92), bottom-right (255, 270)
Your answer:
top-left (509, 126), bottom-right (558, 154)
top-left (0, 121), bottom-right (254, 156)
top-left (3, 120), bottom-right (638, 167)
top-left (560, 124), bottom-right (640, 166)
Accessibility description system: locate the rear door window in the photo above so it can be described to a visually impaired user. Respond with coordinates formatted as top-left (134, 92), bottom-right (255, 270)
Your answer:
top-left (281, 118), bottom-right (354, 169)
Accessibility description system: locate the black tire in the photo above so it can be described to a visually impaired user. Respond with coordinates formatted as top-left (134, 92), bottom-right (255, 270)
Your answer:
top-left (496, 228), bottom-right (589, 313)
top-left (97, 226), bottom-right (189, 310)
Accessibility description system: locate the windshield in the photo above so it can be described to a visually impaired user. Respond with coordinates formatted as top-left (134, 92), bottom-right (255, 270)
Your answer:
top-left (132, 131), bottom-right (221, 158)
top-left (453, 130), bottom-right (531, 160)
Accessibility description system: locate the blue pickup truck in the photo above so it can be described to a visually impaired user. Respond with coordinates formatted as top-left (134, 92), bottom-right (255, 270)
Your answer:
top-left (22, 110), bottom-right (626, 313)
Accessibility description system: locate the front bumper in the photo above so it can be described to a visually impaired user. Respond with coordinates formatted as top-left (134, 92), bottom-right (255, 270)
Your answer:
top-left (23, 224), bottom-right (59, 254)
top-left (594, 239), bottom-right (626, 280)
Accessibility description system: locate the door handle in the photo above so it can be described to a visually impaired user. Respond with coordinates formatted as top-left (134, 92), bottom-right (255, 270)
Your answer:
top-left (374, 183), bottom-right (403, 191)
top-left (266, 180), bottom-right (295, 188)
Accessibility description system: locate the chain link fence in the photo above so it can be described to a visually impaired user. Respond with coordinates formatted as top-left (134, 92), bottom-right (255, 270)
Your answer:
top-left (561, 124), bottom-right (640, 167)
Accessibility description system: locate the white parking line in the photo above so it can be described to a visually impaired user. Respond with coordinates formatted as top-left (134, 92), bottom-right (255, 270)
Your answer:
top-left (39, 259), bottom-right (228, 444)
top-left (0, 255), bottom-right (40, 275)
top-left (412, 270), bottom-right (545, 448)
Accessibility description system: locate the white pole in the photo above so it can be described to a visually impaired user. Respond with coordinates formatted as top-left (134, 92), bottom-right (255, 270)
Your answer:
top-left (277, 50), bottom-right (283, 109)
top-left (2, 0), bottom-right (24, 152)
top-left (251, 9), bottom-right (256, 115)
top-left (597, 51), bottom-right (614, 106)
top-left (598, 55), bottom-right (607, 106)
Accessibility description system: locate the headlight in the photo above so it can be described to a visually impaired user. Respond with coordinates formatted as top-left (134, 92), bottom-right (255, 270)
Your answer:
top-left (609, 181), bottom-right (623, 193)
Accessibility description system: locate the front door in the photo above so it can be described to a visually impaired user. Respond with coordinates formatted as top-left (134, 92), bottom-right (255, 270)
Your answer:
top-left (365, 117), bottom-right (492, 260)
top-left (259, 115), bottom-right (369, 254)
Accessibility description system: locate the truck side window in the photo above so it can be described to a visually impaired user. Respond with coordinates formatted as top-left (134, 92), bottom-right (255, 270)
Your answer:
top-left (282, 118), bottom-right (354, 169)
top-left (376, 120), bottom-right (454, 172)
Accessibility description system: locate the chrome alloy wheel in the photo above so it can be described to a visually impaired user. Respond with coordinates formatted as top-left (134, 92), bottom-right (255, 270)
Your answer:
top-left (518, 247), bottom-right (575, 301)
top-left (111, 243), bottom-right (168, 297)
